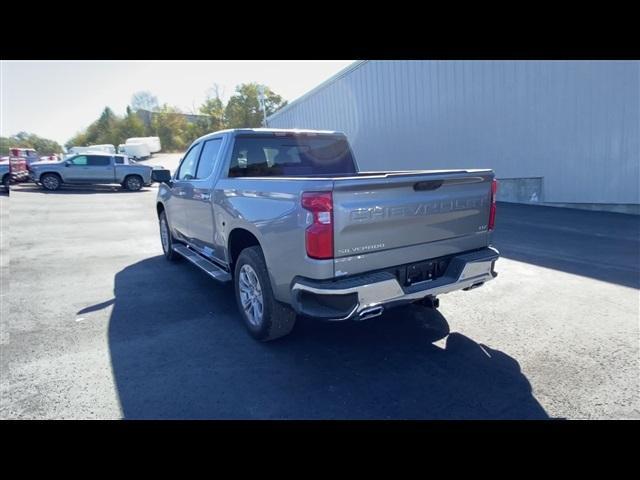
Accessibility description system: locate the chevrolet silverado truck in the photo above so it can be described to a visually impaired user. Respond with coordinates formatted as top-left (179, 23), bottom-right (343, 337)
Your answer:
top-left (152, 128), bottom-right (499, 341)
top-left (29, 152), bottom-right (154, 191)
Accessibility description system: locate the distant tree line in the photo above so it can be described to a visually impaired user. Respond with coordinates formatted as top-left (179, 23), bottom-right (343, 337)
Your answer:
top-left (1, 132), bottom-right (63, 156)
top-left (65, 82), bottom-right (288, 152)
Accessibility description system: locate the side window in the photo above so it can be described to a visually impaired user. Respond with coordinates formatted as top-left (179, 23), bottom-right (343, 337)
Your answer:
top-left (196, 138), bottom-right (222, 179)
top-left (176, 144), bottom-right (202, 181)
top-left (87, 156), bottom-right (111, 166)
top-left (69, 155), bottom-right (88, 166)
top-left (114, 156), bottom-right (124, 164)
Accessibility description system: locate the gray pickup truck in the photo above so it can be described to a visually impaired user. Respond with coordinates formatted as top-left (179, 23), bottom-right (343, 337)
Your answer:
top-left (29, 153), bottom-right (154, 191)
top-left (152, 128), bottom-right (499, 341)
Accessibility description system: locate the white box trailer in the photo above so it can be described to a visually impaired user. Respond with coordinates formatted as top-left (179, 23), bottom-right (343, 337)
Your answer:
top-left (92, 144), bottom-right (116, 154)
top-left (118, 143), bottom-right (151, 160)
top-left (126, 137), bottom-right (161, 153)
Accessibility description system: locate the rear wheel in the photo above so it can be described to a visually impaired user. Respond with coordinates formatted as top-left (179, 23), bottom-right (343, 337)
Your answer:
top-left (234, 246), bottom-right (296, 341)
top-left (159, 210), bottom-right (180, 261)
top-left (124, 175), bottom-right (143, 191)
top-left (41, 173), bottom-right (61, 191)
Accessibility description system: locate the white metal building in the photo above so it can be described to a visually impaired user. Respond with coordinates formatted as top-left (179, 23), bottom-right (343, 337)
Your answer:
top-left (267, 60), bottom-right (640, 214)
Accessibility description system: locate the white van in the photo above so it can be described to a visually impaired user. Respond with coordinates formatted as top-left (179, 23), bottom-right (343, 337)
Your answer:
top-left (126, 137), bottom-right (161, 154)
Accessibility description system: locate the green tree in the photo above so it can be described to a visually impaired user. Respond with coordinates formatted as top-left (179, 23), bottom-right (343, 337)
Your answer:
top-left (1, 133), bottom-right (62, 156)
top-left (199, 85), bottom-right (226, 133)
top-left (94, 107), bottom-right (119, 145)
top-left (185, 116), bottom-right (213, 141)
top-left (150, 104), bottom-right (191, 151)
top-left (0, 137), bottom-right (11, 155)
top-left (65, 131), bottom-right (88, 150)
top-left (116, 106), bottom-right (146, 143)
top-left (224, 83), bottom-right (287, 128)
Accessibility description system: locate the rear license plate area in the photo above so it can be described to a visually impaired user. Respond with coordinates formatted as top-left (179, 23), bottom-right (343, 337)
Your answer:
top-left (402, 258), bottom-right (450, 286)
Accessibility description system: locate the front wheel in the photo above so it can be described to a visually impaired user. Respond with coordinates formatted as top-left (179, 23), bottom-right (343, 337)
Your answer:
top-left (234, 246), bottom-right (296, 341)
top-left (41, 173), bottom-right (61, 191)
top-left (2, 175), bottom-right (9, 190)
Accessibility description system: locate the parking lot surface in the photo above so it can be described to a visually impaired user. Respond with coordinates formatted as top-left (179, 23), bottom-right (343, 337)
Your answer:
top-left (1, 153), bottom-right (639, 419)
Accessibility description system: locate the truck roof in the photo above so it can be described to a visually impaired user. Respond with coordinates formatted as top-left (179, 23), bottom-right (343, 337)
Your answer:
top-left (195, 128), bottom-right (346, 144)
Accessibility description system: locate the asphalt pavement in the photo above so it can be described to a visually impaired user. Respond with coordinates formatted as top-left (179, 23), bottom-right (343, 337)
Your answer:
top-left (1, 154), bottom-right (638, 419)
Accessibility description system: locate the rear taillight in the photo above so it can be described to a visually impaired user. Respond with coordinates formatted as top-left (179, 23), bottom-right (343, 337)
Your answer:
top-left (488, 179), bottom-right (497, 231)
top-left (301, 191), bottom-right (333, 259)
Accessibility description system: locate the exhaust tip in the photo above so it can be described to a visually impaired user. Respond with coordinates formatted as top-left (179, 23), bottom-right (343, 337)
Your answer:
top-left (358, 305), bottom-right (384, 321)
top-left (463, 281), bottom-right (484, 291)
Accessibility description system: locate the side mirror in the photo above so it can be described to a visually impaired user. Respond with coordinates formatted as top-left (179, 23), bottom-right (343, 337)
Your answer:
top-left (151, 168), bottom-right (172, 185)
top-left (65, 161), bottom-right (71, 167)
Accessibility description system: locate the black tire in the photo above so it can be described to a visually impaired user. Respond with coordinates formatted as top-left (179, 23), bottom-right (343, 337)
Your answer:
top-left (234, 246), bottom-right (296, 341)
top-left (2, 175), bottom-right (9, 190)
top-left (159, 210), bottom-right (181, 261)
top-left (124, 175), bottom-right (143, 191)
top-left (41, 173), bottom-right (61, 191)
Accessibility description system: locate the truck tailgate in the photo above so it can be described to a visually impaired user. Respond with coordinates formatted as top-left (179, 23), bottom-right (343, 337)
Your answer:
top-left (332, 170), bottom-right (494, 276)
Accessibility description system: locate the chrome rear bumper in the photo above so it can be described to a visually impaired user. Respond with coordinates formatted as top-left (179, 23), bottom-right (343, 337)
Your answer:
top-left (290, 247), bottom-right (499, 321)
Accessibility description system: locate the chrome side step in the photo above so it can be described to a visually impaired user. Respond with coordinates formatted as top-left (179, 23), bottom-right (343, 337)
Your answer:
top-left (172, 244), bottom-right (231, 282)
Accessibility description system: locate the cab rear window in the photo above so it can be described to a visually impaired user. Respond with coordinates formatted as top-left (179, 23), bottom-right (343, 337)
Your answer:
top-left (228, 135), bottom-right (356, 177)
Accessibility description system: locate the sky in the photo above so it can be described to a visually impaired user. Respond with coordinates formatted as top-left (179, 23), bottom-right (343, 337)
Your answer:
top-left (0, 60), bottom-right (355, 146)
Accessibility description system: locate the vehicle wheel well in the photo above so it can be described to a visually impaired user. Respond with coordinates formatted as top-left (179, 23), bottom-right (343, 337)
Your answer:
top-left (228, 229), bottom-right (261, 272)
top-left (156, 203), bottom-right (165, 218)
top-left (41, 172), bottom-right (62, 181)
top-left (124, 173), bottom-right (143, 182)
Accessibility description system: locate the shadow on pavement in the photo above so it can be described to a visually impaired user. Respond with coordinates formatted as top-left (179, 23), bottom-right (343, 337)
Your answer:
top-left (103, 255), bottom-right (549, 419)
top-left (493, 202), bottom-right (640, 288)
